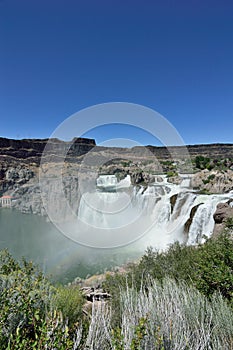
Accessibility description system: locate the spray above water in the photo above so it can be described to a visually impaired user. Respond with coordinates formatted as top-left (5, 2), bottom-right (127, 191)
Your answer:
top-left (75, 174), bottom-right (233, 249)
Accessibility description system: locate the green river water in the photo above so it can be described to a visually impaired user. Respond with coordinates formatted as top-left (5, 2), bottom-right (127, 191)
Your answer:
top-left (0, 208), bottom-right (137, 283)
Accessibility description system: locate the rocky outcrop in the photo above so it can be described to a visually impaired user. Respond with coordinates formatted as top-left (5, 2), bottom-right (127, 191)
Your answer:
top-left (81, 287), bottom-right (111, 302)
top-left (82, 287), bottom-right (111, 317)
top-left (213, 201), bottom-right (233, 236)
top-left (213, 201), bottom-right (233, 224)
top-left (191, 170), bottom-right (233, 193)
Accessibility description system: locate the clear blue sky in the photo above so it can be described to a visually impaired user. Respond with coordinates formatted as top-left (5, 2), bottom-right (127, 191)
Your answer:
top-left (0, 0), bottom-right (233, 145)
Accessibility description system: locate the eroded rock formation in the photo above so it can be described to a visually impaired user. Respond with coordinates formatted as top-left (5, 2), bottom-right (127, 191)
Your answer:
top-left (213, 201), bottom-right (233, 236)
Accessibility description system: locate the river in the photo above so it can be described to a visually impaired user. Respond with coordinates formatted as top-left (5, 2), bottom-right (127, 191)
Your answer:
top-left (0, 208), bottom-right (137, 283)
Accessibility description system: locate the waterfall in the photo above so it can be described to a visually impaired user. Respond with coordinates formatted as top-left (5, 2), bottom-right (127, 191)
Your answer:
top-left (187, 194), bottom-right (232, 244)
top-left (180, 174), bottom-right (193, 188)
top-left (76, 175), bottom-right (233, 249)
top-left (78, 190), bottom-right (139, 229)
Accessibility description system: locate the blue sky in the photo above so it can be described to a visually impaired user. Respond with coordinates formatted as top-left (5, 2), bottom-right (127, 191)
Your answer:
top-left (0, 0), bottom-right (233, 146)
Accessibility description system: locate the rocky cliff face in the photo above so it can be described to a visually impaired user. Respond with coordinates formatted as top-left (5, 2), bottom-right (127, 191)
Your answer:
top-left (0, 137), bottom-right (96, 163)
top-left (1, 137), bottom-right (232, 163)
top-left (0, 137), bottom-right (96, 218)
top-left (146, 143), bottom-right (233, 160)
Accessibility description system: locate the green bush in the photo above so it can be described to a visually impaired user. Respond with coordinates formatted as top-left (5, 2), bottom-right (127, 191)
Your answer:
top-left (193, 233), bottom-right (233, 301)
top-left (51, 285), bottom-right (84, 328)
top-left (0, 250), bottom-right (52, 343)
top-left (5, 311), bottom-right (76, 350)
top-left (225, 217), bottom-right (233, 230)
top-left (194, 156), bottom-right (211, 170)
top-left (166, 170), bottom-right (178, 177)
top-left (0, 250), bottom-right (84, 349)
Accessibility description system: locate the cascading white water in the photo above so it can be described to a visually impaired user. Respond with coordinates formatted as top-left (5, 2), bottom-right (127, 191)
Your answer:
top-left (78, 191), bottom-right (140, 228)
top-left (77, 175), bottom-right (233, 249)
top-left (187, 194), bottom-right (233, 244)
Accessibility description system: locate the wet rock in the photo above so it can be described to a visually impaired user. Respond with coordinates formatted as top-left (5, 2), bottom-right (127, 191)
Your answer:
top-left (184, 204), bottom-right (203, 235)
top-left (170, 194), bottom-right (178, 214)
top-left (131, 171), bottom-right (144, 184)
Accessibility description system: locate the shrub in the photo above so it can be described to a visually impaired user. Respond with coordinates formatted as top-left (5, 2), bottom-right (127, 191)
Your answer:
top-left (166, 171), bottom-right (178, 177)
top-left (51, 285), bottom-right (84, 328)
top-left (195, 156), bottom-right (211, 170)
top-left (5, 311), bottom-right (80, 350)
top-left (112, 278), bottom-right (233, 349)
top-left (0, 250), bottom-right (52, 343)
top-left (104, 233), bottom-right (233, 307)
top-left (225, 217), bottom-right (233, 230)
top-left (193, 233), bottom-right (233, 302)
top-left (0, 250), bottom-right (84, 349)
top-left (95, 278), bottom-right (233, 349)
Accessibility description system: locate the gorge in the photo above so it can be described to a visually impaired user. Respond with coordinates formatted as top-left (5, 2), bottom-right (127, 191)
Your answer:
top-left (0, 137), bottom-right (233, 281)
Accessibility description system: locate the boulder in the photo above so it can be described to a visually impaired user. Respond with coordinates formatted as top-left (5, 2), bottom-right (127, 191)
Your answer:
top-left (213, 202), bottom-right (233, 224)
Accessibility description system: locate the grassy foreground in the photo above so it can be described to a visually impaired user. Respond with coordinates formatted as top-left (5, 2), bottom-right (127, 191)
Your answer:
top-left (0, 231), bottom-right (233, 349)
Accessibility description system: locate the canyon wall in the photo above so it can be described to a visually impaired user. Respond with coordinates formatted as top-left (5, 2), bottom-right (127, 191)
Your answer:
top-left (0, 137), bottom-right (232, 230)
